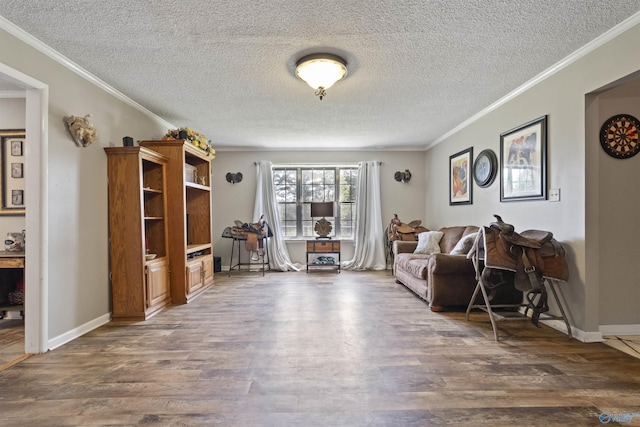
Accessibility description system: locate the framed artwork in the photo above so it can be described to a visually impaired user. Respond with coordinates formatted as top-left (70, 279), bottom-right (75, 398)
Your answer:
top-left (449, 147), bottom-right (473, 205)
top-left (11, 163), bottom-right (23, 179)
top-left (500, 116), bottom-right (547, 201)
top-left (11, 190), bottom-right (23, 206)
top-left (0, 130), bottom-right (26, 215)
top-left (11, 140), bottom-right (22, 156)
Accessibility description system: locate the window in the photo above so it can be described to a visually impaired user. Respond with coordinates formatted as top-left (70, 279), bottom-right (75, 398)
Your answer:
top-left (273, 165), bottom-right (358, 239)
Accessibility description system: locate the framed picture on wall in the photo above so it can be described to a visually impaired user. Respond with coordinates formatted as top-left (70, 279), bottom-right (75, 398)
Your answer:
top-left (10, 139), bottom-right (22, 156)
top-left (11, 190), bottom-right (23, 206)
top-left (500, 116), bottom-right (547, 201)
top-left (11, 163), bottom-right (23, 179)
top-left (449, 147), bottom-right (473, 205)
top-left (0, 129), bottom-right (26, 215)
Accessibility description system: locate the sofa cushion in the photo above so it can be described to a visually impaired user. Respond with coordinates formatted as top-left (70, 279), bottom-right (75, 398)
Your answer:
top-left (414, 231), bottom-right (444, 255)
top-left (450, 232), bottom-right (478, 256)
top-left (395, 253), bottom-right (431, 279)
top-left (439, 226), bottom-right (479, 253)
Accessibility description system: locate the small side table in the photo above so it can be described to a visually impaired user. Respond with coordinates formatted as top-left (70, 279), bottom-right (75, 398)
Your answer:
top-left (306, 240), bottom-right (340, 273)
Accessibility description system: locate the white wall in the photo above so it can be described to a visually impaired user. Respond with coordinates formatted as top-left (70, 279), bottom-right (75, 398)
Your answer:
top-left (1, 28), bottom-right (171, 344)
top-left (0, 97), bottom-right (26, 239)
top-left (212, 150), bottom-right (427, 266)
top-left (425, 21), bottom-right (640, 336)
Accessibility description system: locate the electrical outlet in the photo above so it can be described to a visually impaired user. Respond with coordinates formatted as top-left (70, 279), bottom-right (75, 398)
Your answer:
top-left (549, 188), bottom-right (560, 202)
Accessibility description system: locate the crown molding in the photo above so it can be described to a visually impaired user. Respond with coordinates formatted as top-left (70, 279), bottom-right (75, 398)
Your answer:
top-left (0, 15), bottom-right (174, 130)
top-left (427, 11), bottom-right (640, 150)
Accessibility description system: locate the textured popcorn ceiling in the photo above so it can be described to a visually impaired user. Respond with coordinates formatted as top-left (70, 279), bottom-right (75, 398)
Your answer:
top-left (1, 1), bottom-right (639, 150)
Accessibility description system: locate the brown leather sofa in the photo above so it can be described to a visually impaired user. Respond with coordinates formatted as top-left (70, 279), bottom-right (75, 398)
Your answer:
top-left (393, 225), bottom-right (522, 311)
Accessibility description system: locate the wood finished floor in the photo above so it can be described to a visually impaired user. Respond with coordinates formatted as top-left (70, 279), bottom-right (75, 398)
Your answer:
top-left (0, 318), bottom-right (26, 367)
top-left (1, 270), bottom-right (640, 426)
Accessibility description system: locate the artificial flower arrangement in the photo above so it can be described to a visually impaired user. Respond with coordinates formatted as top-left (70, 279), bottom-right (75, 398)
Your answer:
top-left (162, 127), bottom-right (215, 155)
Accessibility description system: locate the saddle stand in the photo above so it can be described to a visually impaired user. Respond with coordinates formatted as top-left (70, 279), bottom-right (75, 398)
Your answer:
top-left (465, 215), bottom-right (573, 341)
top-left (222, 216), bottom-right (272, 277)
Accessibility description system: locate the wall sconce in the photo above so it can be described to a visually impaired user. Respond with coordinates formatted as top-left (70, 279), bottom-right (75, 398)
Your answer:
top-left (394, 170), bottom-right (412, 183)
top-left (226, 172), bottom-right (243, 184)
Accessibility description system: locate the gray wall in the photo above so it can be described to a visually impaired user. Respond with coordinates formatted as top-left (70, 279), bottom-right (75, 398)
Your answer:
top-left (212, 150), bottom-right (427, 266)
top-left (1, 28), bottom-right (170, 343)
top-left (592, 77), bottom-right (640, 327)
top-left (425, 21), bottom-right (640, 336)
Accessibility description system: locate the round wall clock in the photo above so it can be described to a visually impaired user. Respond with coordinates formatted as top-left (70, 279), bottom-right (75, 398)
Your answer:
top-left (473, 149), bottom-right (498, 188)
top-left (600, 114), bottom-right (640, 159)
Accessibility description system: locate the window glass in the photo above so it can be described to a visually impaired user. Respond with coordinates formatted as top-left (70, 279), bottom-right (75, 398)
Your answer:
top-left (273, 166), bottom-right (358, 239)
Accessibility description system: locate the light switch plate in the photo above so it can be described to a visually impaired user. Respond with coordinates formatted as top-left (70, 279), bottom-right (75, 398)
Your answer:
top-left (549, 188), bottom-right (560, 202)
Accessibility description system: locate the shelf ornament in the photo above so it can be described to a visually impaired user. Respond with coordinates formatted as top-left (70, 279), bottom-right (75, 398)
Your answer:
top-left (162, 127), bottom-right (215, 155)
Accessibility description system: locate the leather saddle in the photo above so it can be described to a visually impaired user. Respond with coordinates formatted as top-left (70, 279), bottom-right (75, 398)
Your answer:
top-left (472, 215), bottom-right (569, 325)
top-left (224, 215), bottom-right (271, 252)
top-left (387, 214), bottom-right (429, 241)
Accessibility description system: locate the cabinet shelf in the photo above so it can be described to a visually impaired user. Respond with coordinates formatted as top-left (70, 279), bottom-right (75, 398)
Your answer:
top-left (187, 243), bottom-right (212, 254)
top-left (143, 187), bottom-right (163, 194)
top-left (144, 216), bottom-right (164, 221)
top-left (185, 182), bottom-right (211, 191)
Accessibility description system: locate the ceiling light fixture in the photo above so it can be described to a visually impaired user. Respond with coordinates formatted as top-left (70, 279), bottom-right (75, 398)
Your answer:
top-left (295, 53), bottom-right (347, 101)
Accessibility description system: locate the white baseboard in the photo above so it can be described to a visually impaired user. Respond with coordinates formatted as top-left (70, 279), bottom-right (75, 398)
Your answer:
top-left (538, 319), bottom-right (604, 342)
top-left (48, 312), bottom-right (111, 350)
top-left (540, 319), bottom-right (640, 342)
top-left (599, 324), bottom-right (640, 336)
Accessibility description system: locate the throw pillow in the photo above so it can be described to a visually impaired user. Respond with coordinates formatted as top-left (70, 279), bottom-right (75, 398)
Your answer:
top-left (413, 231), bottom-right (444, 255)
top-left (450, 232), bottom-right (478, 256)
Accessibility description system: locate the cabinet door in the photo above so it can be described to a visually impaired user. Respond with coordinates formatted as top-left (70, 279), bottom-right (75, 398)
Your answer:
top-left (202, 255), bottom-right (214, 286)
top-left (186, 259), bottom-right (204, 294)
top-left (146, 259), bottom-right (169, 309)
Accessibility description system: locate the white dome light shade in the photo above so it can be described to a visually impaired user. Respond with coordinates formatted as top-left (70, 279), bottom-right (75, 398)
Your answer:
top-left (295, 53), bottom-right (347, 100)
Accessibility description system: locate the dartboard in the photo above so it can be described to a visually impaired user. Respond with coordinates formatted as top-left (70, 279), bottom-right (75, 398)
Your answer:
top-left (600, 114), bottom-right (640, 159)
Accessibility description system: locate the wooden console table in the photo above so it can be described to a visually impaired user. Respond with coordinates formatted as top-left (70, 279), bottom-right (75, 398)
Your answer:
top-left (0, 251), bottom-right (25, 319)
top-left (306, 240), bottom-right (341, 273)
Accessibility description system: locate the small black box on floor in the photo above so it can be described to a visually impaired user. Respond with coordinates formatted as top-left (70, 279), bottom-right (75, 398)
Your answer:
top-left (214, 256), bottom-right (221, 273)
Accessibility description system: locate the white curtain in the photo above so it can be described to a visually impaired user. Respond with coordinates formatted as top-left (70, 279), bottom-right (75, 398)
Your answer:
top-left (342, 161), bottom-right (386, 270)
top-left (253, 161), bottom-right (301, 271)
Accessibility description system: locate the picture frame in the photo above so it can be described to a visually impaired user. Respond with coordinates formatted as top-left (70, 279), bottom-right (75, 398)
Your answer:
top-left (449, 147), bottom-right (473, 205)
top-left (11, 190), bottom-right (23, 206)
top-left (11, 163), bottom-right (23, 179)
top-left (500, 116), bottom-right (547, 202)
top-left (11, 139), bottom-right (22, 156)
top-left (0, 130), bottom-right (26, 215)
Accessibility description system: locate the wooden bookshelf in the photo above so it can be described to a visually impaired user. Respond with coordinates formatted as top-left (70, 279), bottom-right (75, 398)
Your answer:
top-left (104, 147), bottom-right (170, 320)
top-left (139, 140), bottom-right (215, 304)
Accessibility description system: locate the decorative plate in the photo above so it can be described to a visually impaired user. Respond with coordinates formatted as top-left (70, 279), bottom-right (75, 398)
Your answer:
top-left (599, 114), bottom-right (640, 159)
top-left (473, 149), bottom-right (498, 188)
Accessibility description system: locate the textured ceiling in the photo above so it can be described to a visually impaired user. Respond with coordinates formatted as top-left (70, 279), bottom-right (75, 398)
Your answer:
top-left (1, 1), bottom-right (639, 150)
